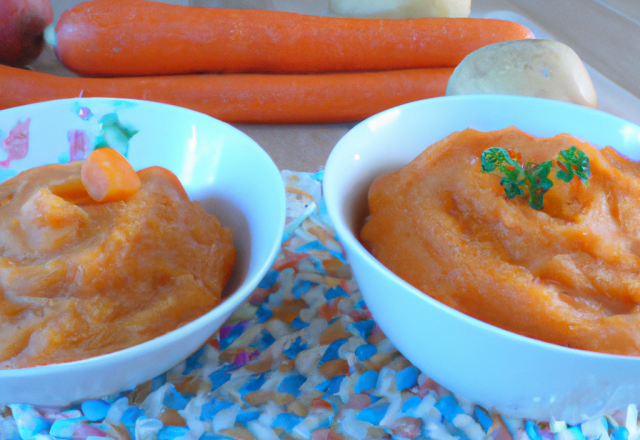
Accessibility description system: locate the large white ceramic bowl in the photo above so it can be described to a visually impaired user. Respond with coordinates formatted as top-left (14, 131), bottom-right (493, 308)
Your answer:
top-left (0, 98), bottom-right (285, 406)
top-left (324, 95), bottom-right (640, 423)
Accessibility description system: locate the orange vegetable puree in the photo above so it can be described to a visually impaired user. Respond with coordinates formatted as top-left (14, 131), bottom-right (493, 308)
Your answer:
top-left (361, 126), bottom-right (640, 356)
top-left (0, 161), bottom-right (235, 368)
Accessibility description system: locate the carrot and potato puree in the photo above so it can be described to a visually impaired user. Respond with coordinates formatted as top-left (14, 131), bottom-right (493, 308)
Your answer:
top-left (361, 126), bottom-right (640, 356)
top-left (0, 160), bottom-right (235, 368)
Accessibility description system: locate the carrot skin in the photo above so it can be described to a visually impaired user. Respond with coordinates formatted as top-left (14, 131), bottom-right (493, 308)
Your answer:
top-left (54, 0), bottom-right (534, 77)
top-left (0, 65), bottom-right (454, 124)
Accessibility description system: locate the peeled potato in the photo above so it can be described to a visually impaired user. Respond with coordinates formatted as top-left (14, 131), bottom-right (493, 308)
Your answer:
top-left (446, 39), bottom-right (597, 108)
top-left (329, 0), bottom-right (471, 19)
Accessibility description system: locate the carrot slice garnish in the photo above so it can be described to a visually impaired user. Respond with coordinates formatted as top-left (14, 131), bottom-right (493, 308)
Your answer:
top-left (81, 148), bottom-right (141, 202)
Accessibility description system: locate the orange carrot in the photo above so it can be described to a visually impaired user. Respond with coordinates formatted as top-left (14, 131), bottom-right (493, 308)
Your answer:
top-left (81, 148), bottom-right (141, 203)
top-left (49, 176), bottom-right (94, 205)
top-left (53, 0), bottom-right (534, 77)
top-left (0, 64), bottom-right (454, 124)
top-left (137, 167), bottom-right (188, 200)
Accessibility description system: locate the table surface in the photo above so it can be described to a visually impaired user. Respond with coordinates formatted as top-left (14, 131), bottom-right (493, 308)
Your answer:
top-left (34, 0), bottom-right (640, 172)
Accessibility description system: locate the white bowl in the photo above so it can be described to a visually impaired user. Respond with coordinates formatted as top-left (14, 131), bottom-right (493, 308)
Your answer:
top-left (0, 98), bottom-right (285, 406)
top-left (324, 95), bottom-right (640, 423)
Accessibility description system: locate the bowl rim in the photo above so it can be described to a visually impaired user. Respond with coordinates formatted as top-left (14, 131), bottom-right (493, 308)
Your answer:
top-left (324, 94), bottom-right (640, 363)
top-left (0, 97), bottom-right (286, 376)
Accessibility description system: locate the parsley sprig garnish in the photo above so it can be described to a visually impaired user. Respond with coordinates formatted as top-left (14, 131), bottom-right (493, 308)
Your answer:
top-left (481, 146), bottom-right (591, 210)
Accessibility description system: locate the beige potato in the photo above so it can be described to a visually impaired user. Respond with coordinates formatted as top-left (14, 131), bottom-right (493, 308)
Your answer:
top-left (446, 39), bottom-right (598, 108)
top-left (329, 0), bottom-right (471, 19)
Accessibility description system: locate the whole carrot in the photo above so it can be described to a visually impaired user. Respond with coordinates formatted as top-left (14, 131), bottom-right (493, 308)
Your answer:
top-left (52, 0), bottom-right (533, 77)
top-left (0, 64), bottom-right (454, 124)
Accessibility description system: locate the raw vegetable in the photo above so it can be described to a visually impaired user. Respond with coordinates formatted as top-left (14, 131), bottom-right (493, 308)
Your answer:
top-left (81, 148), bottom-right (141, 203)
top-left (447, 39), bottom-right (598, 108)
top-left (52, 0), bottom-right (533, 77)
top-left (0, 64), bottom-right (454, 124)
top-left (481, 146), bottom-right (591, 210)
top-left (0, 0), bottom-right (53, 66)
top-left (329, 0), bottom-right (471, 19)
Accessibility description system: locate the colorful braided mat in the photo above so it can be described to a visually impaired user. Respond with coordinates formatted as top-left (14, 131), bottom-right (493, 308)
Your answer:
top-left (0, 171), bottom-right (637, 440)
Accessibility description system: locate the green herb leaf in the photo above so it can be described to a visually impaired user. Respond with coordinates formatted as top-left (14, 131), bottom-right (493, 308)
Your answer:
top-left (556, 146), bottom-right (591, 184)
top-left (481, 148), bottom-right (509, 173)
top-left (480, 145), bottom-right (591, 210)
top-left (500, 176), bottom-right (526, 199)
top-left (525, 160), bottom-right (554, 210)
top-left (481, 148), bottom-right (522, 174)
top-left (481, 147), bottom-right (530, 205)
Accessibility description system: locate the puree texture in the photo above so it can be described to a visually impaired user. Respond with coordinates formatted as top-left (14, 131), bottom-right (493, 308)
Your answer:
top-left (361, 126), bottom-right (640, 356)
top-left (0, 162), bottom-right (235, 368)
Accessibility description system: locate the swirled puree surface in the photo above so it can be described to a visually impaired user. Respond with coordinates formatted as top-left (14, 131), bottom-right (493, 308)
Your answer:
top-left (361, 126), bottom-right (640, 356)
top-left (0, 162), bottom-right (235, 368)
